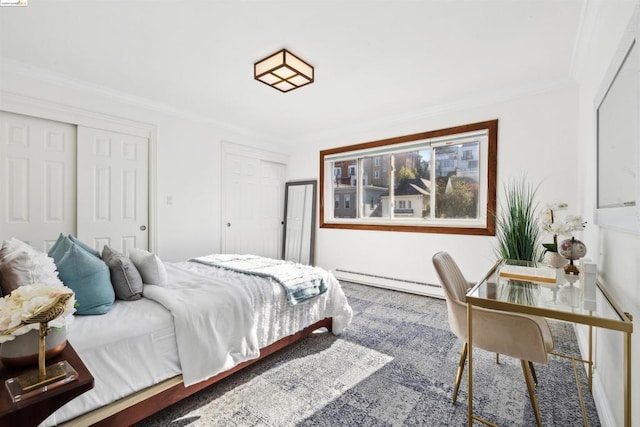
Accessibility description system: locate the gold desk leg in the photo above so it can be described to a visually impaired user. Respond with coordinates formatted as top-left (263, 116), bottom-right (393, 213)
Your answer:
top-left (624, 331), bottom-right (631, 427)
top-left (571, 357), bottom-right (589, 427)
top-left (467, 302), bottom-right (473, 427)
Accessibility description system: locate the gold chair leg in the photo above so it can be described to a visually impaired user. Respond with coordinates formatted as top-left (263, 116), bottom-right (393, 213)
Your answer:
top-left (521, 360), bottom-right (542, 427)
top-left (496, 353), bottom-right (500, 364)
top-left (453, 342), bottom-right (468, 404)
top-left (528, 361), bottom-right (538, 386)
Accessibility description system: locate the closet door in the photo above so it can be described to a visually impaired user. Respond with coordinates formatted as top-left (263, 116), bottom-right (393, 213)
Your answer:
top-left (222, 147), bottom-right (285, 258)
top-left (77, 126), bottom-right (149, 254)
top-left (0, 111), bottom-right (76, 252)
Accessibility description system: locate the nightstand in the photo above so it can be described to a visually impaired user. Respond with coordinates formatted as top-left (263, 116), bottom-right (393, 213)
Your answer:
top-left (0, 343), bottom-right (94, 427)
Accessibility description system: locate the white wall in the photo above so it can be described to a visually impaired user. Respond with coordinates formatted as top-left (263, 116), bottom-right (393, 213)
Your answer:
top-left (576, 2), bottom-right (639, 426)
top-left (288, 86), bottom-right (579, 286)
top-left (0, 61), bottom-right (288, 262)
top-left (2, 5), bottom-right (635, 423)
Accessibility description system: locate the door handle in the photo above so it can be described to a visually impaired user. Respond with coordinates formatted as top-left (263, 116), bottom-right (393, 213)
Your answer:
top-left (140, 225), bottom-right (147, 231)
top-left (227, 223), bottom-right (231, 227)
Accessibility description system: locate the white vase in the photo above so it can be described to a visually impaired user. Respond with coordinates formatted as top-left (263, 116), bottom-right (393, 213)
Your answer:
top-left (0, 326), bottom-right (67, 368)
top-left (544, 251), bottom-right (568, 269)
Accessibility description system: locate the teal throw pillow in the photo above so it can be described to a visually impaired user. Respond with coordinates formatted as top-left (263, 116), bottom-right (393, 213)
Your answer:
top-left (51, 242), bottom-right (115, 315)
top-left (69, 235), bottom-right (100, 258)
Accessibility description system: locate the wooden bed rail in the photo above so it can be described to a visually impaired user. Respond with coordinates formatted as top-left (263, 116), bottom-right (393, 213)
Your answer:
top-left (61, 317), bottom-right (333, 427)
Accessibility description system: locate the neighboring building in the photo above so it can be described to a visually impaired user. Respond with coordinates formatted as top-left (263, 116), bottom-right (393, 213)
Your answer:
top-left (333, 184), bottom-right (388, 218)
top-left (381, 178), bottom-right (429, 218)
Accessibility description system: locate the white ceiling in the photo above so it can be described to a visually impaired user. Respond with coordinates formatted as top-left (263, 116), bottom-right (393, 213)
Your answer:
top-left (0, 0), bottom-right (586, 141)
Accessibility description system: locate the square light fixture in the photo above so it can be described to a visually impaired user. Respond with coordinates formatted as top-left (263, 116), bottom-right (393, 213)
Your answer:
top-left (254, 49), bottom-right (314, 92)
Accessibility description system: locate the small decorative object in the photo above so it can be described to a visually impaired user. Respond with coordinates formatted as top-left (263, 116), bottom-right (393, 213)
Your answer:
top-left (540, 202), bottom-right (586, 268)
top-left (0, 284), bottom-right (77, 402)
top-left (544, 251), bottom-right (568, 269)
top-left (558, 237), bottom-right (587, 275)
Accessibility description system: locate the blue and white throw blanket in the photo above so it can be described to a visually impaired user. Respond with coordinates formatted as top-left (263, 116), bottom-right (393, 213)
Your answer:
top-left (190, 254), bottom-right (327, 305)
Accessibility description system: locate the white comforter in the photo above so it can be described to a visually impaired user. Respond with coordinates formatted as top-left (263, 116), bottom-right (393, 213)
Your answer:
top-left (41, 259), bottom-right (353, 426)
top-left (144, 260), bottom-right (353, 386)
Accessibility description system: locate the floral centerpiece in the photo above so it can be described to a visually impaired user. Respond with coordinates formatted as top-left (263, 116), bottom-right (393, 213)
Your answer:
top-left (0, 283), bottom-right (76, 343)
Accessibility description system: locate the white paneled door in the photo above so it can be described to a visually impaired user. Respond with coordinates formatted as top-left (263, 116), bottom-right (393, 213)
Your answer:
top-left (0, 111), bottom-right (77, 252)
top-left (222, 151), bottom-right (285, 258)
top-left (77, 126), bottom-right (149, 254)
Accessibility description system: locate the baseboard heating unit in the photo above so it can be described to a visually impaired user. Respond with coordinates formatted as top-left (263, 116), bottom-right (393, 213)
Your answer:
top-left (334, 269), bottom-right (444, 299)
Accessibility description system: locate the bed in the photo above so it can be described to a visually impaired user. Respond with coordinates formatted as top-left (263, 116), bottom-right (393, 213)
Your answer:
top-left (36, 256), bottom-right (353, 426)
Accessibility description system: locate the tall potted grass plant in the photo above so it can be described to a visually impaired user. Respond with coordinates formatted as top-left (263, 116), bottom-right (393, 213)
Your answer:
top-left (495, 178), bottom-right (543, 262)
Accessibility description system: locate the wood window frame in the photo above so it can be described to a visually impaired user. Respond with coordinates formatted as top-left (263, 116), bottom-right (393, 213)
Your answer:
top-left (319, 119), bottom-right (498, 236)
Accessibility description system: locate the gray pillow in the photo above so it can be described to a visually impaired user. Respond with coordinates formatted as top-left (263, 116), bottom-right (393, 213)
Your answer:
top-left (129, 248), bottom-right (168, 286)
top-left (102, 245), bottom-right (143, 301)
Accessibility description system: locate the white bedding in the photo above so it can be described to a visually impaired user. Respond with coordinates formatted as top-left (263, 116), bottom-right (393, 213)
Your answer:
top-left (41, 258), bottom-right (353, 426)
top-left (143, 263), bottom-right (260, 386)
top-left (42, 298), bottom-right (180, 426)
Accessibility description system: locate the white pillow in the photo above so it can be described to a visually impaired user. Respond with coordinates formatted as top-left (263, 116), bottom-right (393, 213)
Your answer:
top-left (0, 238), bottom-right (64, 295)
top-left (129, 248), bottom-right (168, 286)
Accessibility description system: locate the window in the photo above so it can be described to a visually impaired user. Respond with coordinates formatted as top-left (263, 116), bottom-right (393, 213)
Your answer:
top-left (334, 167), bottom-right (341, 178)
top-left (348, 165), bottom-right (356, 176)
top-left (320, 120), bottom-right (497, 235)
top-left (334, 195), bottom-right (339, 209)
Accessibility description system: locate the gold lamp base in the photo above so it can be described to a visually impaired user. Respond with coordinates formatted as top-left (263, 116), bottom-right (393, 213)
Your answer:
top-left (5, 360), bottom-right (78, 402)
top-left (2, 292), bottom-right (77, 402)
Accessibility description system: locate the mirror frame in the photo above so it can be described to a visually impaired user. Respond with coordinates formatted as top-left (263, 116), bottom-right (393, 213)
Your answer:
top-left (282, 180), bottom-right (317, 265)
top-left (594, 7), bottom-right (640, 234)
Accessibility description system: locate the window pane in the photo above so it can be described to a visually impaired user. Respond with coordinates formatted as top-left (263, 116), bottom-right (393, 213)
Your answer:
top-left (332, 159), bottom-right (357, 218)
top-left (433, 142), bottom-right (480, 219)
top-left (390, 149), bottom-right (431, 218)
top-left (362, 155), bottom-right (390, 217)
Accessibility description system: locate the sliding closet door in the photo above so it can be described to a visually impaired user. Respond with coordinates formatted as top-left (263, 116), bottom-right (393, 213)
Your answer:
top-left (0, 111), bottom-right (77, 252)
top-left (222, 144), bottom-right (286, 258)
top-left (77, 126), bottom-right (149, 254)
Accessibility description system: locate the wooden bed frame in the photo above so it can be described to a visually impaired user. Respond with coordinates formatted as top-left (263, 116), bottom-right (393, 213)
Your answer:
top-left (61, 317), bottom-right (333, 427)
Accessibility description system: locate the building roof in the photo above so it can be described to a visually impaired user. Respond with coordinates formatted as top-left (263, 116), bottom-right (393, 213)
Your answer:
top-left (382, 178), bottom-right (428, 197)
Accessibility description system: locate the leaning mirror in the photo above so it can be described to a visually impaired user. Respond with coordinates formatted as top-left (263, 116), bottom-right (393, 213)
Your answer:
top-left (595, 8), bottom-right (640, 234)
top-left (282, 180), bottom-right (317, 265)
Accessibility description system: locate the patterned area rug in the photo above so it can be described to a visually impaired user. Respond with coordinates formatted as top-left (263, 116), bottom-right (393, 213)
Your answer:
top-left (136, 282), bottom-right (600, 426)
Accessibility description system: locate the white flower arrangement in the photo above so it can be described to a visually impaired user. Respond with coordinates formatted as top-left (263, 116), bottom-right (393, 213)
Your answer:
top-left (539, 202), bottom-right (586, 252)
top-left (0, 283), bottom-right (76, 343)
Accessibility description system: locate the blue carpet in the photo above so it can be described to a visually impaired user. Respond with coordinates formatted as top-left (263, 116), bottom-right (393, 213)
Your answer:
top-left (137, 282), bottom-right (599, 426)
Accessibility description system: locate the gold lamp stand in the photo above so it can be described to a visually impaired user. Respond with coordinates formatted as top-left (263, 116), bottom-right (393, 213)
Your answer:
top-left (4, 293), bottom-right (78, 402)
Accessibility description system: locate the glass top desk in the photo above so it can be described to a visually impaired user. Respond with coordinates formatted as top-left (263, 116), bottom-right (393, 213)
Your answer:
top-left (465, 260), bottom-right (633, 427)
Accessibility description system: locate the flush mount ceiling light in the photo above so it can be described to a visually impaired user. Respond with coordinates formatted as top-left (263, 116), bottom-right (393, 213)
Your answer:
top-left (254, 49), bottom-right (314, 93)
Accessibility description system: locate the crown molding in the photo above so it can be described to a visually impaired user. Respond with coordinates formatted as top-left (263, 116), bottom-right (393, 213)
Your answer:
top-left (305, 77), bottom-right (578, 144)
top-left (0, 56), bottom-right (577, 146)
top-left (0, 57), bottom-right (285, 144)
